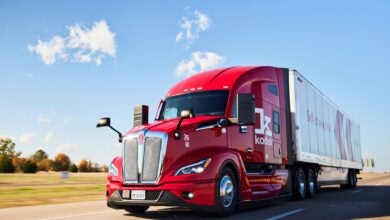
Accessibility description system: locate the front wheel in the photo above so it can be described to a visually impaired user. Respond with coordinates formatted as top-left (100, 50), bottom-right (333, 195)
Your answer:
top-left (215, 167), bottom-right (237, 217)
top-left (125, 205), bottom-right (149, 214)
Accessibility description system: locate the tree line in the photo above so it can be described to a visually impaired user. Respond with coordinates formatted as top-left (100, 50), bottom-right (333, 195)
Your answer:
top-left (0, 138), bottom-right (108, 173)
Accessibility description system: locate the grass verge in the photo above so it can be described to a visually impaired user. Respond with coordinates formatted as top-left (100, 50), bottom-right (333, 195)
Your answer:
top-left (0, 172), bottom-right (107, 208)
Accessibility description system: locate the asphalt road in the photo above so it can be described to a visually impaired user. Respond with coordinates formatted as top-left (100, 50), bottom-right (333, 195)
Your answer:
top-left (1, 174), bottom-right (389, 220)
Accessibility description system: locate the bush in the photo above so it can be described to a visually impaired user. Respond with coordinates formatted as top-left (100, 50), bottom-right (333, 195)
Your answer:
top-left (20, 159), bottom-right (37, 173)
top-left (0, 157), bottom-right (15, 173)
top-left (69, 163), bottom-right (78, 173)
top-left (37, 159), bottom-right (53, 172)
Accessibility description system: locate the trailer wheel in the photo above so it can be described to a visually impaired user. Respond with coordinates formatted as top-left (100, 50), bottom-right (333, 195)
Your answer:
top-left (215, 167), bottom-right (237, 217)
top-left (305, 168), bottom-right (316, 198)
top-left (350, 170), bottom-right (357, 188)
top-left (341, 170), bottom-right (356, 189)
top-left (125, 206), bottom-right (149, 214)
top-left (293, 167), bottom-right (306, 200)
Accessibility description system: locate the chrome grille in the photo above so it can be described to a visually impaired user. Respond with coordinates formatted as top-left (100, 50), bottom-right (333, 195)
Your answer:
top-left (142, 137), bottom-right (162, 181)
top-left (123, 138), bottom-right (138, 183)
top-left (123, 131), bottom-right (167, 184)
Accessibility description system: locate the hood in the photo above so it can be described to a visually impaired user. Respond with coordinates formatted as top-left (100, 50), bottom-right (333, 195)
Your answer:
top-left (124, 115), bottom-right (223, 136)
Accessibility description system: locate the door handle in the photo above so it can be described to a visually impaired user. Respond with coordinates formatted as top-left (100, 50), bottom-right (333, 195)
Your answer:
top-left (240, 126), bottom-right (248, 133)
top-left (246, 147), bottom-right (253, 153)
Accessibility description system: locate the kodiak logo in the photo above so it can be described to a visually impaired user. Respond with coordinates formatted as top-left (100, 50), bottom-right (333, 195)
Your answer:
top-left (254, 108), bottom-right (273, 146)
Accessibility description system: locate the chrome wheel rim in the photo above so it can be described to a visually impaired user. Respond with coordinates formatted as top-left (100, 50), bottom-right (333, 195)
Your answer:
top-left (299, 172), bottom-right (305, 195)
top-left (220, 175), bottom-right (234, 207)
top-left (309, 179), bottom-right (314, 193)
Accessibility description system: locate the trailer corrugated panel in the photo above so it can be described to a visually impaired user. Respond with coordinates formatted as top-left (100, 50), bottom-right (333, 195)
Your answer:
top-left (289, 70), bottom-right (362, 169)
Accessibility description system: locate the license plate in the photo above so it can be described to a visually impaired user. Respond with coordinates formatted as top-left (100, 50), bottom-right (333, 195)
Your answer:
top-left (131, 190), bottom-right (146, 200)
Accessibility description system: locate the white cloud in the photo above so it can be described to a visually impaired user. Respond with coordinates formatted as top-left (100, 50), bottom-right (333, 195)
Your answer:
top-left (28, 20), bottom-right (116, 66)
top-left (176, 10), bottom-right (212, 46)
top-left (28, 36), bottom-right (67, 65)
top-left (195, 11), bottom-right (211, 30)
top-left (175, 51), bottom-right (225, 77)
top-left (19, 132), bottom-right (36, 144)
top-left (68, 20), bottom-right (116, 65)
top-left (36, 112), bottom-right (55, 124)
top-left (44, 132), bottom-right (55, 144)
top-left (36, 115), bottom-right (51, 124)
top-left (57, 143), bottom-right (82, 154)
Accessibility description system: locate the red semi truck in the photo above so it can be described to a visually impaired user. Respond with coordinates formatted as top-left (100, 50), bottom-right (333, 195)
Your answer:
top-left (97, 66), bottom-right (362, 216)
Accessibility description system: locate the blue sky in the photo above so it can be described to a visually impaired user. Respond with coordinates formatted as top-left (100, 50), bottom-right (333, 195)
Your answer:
top-left (0, 1), bottom-right (389, 171)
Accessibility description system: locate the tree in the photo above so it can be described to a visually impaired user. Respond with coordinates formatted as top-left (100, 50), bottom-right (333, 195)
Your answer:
top-left (12, 157), bottom-right (24, 172)
top-left (31, 149), bottom-right (48, 163)
top-left (78, 159), bottom-right (89, 172)
top-left (31, 149), bottom-right (50, 171)
top-left (37, 158), bottom-right (53, 171)
top-left (53, 153), bottom-right (71, 171)
top-left (69, 163), bottom-right (78, 173)
top-left (0, 138), bottom-right (21, 173)
top-left (20, 158), bottom-right (37, 173)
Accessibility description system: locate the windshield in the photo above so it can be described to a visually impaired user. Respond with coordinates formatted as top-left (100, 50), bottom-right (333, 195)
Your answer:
top-left (159, 91), bottom-right (229, 120)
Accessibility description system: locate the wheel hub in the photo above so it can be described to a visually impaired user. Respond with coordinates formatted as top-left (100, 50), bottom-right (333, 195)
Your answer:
top-left (220, 175), bottom-right (234, 207)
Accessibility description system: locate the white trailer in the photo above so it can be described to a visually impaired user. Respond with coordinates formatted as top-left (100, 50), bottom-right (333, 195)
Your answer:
top-left (288, 70), bottom-right (362, 184)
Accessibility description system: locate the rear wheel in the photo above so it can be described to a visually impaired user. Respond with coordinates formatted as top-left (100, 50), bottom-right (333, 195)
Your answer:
top-left (351, 170), bottom-right (357, 188)
top-left (305, 168), bottom-right (316, 198)
top-left (341, 170), bottom-right (356, 189)
top-left (125, 206), bottom-right (149, 214)
top-left (293, 167), bottom-right (306, 200)
top-left (215, 167), bottom-right (237, 217)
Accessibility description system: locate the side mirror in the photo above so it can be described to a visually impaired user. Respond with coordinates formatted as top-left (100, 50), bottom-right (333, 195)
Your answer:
top-left (237, 94), bottom-right (255, 125)
top-left (174, 110), bottom-right (192, 140)
top-left (180, 110), bottom-right (191, 118)
top-left (96, 117), bottom-right (123, 143)
top-left (96, 117), bottom-right (111, 127)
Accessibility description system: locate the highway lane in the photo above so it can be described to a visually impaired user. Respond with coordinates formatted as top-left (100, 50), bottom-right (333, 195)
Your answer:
top-left (1, 173), bottom-right (389, 220)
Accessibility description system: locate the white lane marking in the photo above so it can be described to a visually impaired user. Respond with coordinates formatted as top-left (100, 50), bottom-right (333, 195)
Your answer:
top-left (352, 189), bottom-right (364, 194)
top-left (266, 208), bottom-right (305, 220)
top-left (39, 210), bottom-right (116, 220)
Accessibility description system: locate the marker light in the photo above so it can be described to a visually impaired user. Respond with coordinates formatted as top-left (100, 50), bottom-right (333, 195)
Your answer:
top-left (108, 161), bottom-right (119, 177)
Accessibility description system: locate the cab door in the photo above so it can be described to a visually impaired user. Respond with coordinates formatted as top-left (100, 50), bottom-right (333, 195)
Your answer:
top-left (227, 124), bottom-right (254, 163)
top-left (252, 82), bottom-right (282, 164)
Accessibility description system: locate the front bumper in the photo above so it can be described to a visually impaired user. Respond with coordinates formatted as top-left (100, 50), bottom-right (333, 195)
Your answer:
top-left (106, 179), bottom-right (216, 208)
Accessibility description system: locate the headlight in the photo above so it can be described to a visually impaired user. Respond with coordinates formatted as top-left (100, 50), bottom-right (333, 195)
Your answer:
top-left (175, 158), bottom-right (211, 176)
top-left (108, 162), bottom-right (118, 177)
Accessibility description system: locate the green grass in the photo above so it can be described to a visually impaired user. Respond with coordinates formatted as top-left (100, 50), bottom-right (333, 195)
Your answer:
top-left (0, 172), bottom-right (107, 208)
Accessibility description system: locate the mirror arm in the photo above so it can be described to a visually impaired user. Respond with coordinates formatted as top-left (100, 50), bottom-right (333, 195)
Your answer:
top-left (174, 118), bottom-right (184, 140)
top-left (108, 125), bottom-right (123, 143)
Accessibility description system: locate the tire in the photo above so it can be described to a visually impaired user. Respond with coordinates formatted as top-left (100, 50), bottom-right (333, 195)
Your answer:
top-left (351, 170), bottom-right (357, 188)
top-left (215, 167), bottom-right (237, 217)
top-left (341, 170), bottom-right (356, 189)
top-left (305, 168), bottom-right (316, 198)
top-left (125, 206), bottom-right (149, 214)
top-left (293, 167), bottom-right (306, 200)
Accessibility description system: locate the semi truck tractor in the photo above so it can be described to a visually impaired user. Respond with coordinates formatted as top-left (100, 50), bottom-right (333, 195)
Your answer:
top-left (97, 66), bottom-right (362, 216)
